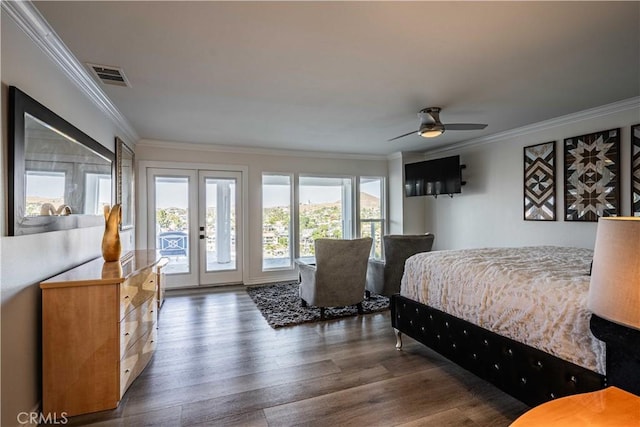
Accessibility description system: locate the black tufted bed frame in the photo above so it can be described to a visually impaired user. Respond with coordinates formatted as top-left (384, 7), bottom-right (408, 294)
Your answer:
top-left (391, 294), bottom-right (606, 407)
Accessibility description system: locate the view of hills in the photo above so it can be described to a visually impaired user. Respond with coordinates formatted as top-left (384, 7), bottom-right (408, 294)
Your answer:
top-left (154, 192), bottom-right (381, 260)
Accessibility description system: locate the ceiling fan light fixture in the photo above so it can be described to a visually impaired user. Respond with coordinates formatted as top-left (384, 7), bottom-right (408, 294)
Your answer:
top-left (419, 128), bottom-right (444, 138)
top-left (388, 107), bottom-right (486, 142)
top-left (419, 123), bottom-right (445, 138)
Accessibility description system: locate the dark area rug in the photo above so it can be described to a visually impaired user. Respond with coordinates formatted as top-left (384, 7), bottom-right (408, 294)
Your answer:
top-left (247, 281), bottom-right (389, 328)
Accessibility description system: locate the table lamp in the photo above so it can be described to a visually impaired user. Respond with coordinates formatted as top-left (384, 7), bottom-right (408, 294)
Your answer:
top-left (588, 217), bottom-right (640, 396)
top-left (588, 217), bottom-right (640, 330)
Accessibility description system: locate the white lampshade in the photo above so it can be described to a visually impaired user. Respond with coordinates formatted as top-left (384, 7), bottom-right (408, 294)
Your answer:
top-left (588, 217), bottom-right (640, 330)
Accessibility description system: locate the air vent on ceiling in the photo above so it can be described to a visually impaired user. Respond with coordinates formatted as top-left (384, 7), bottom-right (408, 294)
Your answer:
top-left (87, 63), bottom-right (131, 87)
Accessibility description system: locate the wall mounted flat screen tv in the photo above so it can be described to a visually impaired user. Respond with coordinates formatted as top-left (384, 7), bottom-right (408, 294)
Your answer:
top-left (405, 155), bottom-right (464, 197)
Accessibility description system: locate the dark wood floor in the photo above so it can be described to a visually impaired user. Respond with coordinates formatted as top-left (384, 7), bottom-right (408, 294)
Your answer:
top-left (64, 286), bottom-right (529, 426)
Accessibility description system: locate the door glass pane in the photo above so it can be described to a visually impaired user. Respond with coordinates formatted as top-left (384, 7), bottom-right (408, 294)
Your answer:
top-left (205, 178), bottom-right (236, 272)
top-left (299, 176), bottom-right (352, 257)
top-left (360, 177), bottom-right (384, 259)
top-left (155, 176), bottom-right (189, 275)
top-left (262, 174), bottom-right (292, 270)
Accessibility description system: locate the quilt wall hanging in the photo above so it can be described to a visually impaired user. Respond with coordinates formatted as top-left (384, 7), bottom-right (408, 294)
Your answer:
top-left (524, 141), bottom-right (556, 221)
top-left (564, 128), bottom-right (620, 222)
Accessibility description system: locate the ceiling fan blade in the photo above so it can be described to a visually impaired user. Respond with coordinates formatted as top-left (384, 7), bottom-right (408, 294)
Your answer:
top-left (388, 130), bottom-right (419, 142)
top-left (444, 123), bottom-right (488, 131)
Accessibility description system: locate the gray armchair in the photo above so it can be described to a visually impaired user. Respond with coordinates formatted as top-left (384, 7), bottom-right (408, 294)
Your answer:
top-left (296, 237), bottom-right (373, 319)
top-left (366, 234), bottom-right (435, 297)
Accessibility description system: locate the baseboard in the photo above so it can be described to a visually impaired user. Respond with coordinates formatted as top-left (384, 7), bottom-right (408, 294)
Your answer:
top-left (244, 274), bottom-right (297, 286)
top-left (163, 276), bottom-right (297, 295)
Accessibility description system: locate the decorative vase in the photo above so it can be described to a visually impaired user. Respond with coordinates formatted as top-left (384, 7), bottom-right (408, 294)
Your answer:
top-left (56, 204), bottom-right (72, 215)
top-left (102, 204), bottom-right (122, 262)
top-left (40, 203), bottom-right (56, 215)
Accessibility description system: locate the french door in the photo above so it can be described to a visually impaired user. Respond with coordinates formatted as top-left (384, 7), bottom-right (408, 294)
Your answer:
top-left (147, 168), bottom-right (243, 288)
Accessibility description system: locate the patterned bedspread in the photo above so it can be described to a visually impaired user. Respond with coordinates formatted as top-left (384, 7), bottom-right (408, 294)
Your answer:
top-left (400, 246), bottom-right (606, 374)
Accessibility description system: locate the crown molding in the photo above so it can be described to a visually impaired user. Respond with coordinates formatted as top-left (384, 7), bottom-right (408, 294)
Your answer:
top-left (386, 151), bottom-right (431, 162)
top-left (2, 0), bottom-right (140, 143)
top-left (424, 96), bottom-right (640, 156)
top-left (386, 151), bottom-right (403, 161)
top-left (136, 138), bottom-right (387, 161)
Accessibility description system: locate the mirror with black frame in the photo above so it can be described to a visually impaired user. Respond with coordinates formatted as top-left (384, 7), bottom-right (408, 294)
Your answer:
top-left (8, 86), bottom-right (114, 236)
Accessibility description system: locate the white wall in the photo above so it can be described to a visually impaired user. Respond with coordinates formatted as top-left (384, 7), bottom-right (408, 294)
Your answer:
top-left (0, 14), bottom-right (132, 426)
top-left (387, 152), bottom-right (428, 235)
top-left (387, 153), bottom-right (405, 234)
top-left (423, 104), bottom-right (640, 251)
top-left (134, 140), bottom-right (388, 285)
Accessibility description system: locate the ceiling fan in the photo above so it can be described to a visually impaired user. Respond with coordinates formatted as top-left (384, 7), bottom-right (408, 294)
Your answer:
top-left (389, 107), bottom-right (487, 141)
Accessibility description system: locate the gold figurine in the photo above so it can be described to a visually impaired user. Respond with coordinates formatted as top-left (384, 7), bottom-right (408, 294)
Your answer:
top-left (101, 204), bottom-right (122, 262)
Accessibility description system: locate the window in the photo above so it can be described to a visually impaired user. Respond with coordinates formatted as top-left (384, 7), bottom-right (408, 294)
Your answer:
top-left (262, 174), bottom-right (292, 270)
top-left (84, 172), bottom-right (112, 215)
top-left (299, 176), bottom-right (353, 257)
top-left (25, 170), bottom-right (65, 216)
top-left (359, 177), bottom-right (385, 259)
top-left (261, 173), bottom-right (385, 271)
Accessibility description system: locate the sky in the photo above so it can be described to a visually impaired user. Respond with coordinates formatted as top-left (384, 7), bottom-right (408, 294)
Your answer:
top-left (155, 178), bottom-right (381, 209)
top-left (27, 173), bottom-right (382, 211)
top-left (156, 183), bottom-right (342, 209)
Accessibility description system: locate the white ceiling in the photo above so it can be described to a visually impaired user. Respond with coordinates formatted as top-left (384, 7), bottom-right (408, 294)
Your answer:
top-left (33, 1), bottom-right (640, 156)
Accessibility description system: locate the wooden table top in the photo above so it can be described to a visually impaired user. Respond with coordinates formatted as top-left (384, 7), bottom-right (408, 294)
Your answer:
top-left (511, 386), bottom-right (640, 426)
top-left (40, 250), bottom-right (164, 288)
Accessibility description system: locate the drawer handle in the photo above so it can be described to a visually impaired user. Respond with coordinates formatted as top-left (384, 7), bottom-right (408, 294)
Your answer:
top-left (124, 295), bottom-right (130, 300)
top-left (124, 332), bottom-right (130, 336)
top-left (124, 369), bottom-right (130, 374)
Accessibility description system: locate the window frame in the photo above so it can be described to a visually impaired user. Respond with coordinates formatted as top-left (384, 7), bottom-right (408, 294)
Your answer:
top-left (357, 176), bottom-right (387, 260)
top-left (261, 173), bottom-right (294, 271)
top-left (260, 172), bottom-right (387, 272)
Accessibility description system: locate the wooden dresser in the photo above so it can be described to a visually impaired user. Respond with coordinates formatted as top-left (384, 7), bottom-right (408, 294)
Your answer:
top-left (40, 250), bottom-right (167, 417)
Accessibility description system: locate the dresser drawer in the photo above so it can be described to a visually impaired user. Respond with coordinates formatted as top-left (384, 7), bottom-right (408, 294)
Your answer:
top-left (120, 296), bottom-right (158, 355)
top-left (120, 327), bottom-right (158, 397)
top-left (120, 267), bottom-right (156, 318)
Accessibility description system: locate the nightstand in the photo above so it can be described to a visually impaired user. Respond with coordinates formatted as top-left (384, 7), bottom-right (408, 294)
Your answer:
top-left (590, 314), bottom-right (640, 396)
top-left (510, 386), bottom-right (640, 426)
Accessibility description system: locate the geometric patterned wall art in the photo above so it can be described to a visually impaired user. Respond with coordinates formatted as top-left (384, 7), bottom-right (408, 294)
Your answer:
top-left (633, 124), bottom-right (640, 217)
top-left (564, 128), bottom-right (620, 222)
top-left (524, 141), bottom-right (556, 220)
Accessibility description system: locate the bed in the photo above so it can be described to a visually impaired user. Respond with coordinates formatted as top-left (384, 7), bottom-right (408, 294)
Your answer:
top-left (391, 246), bottom-right (607, 407)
